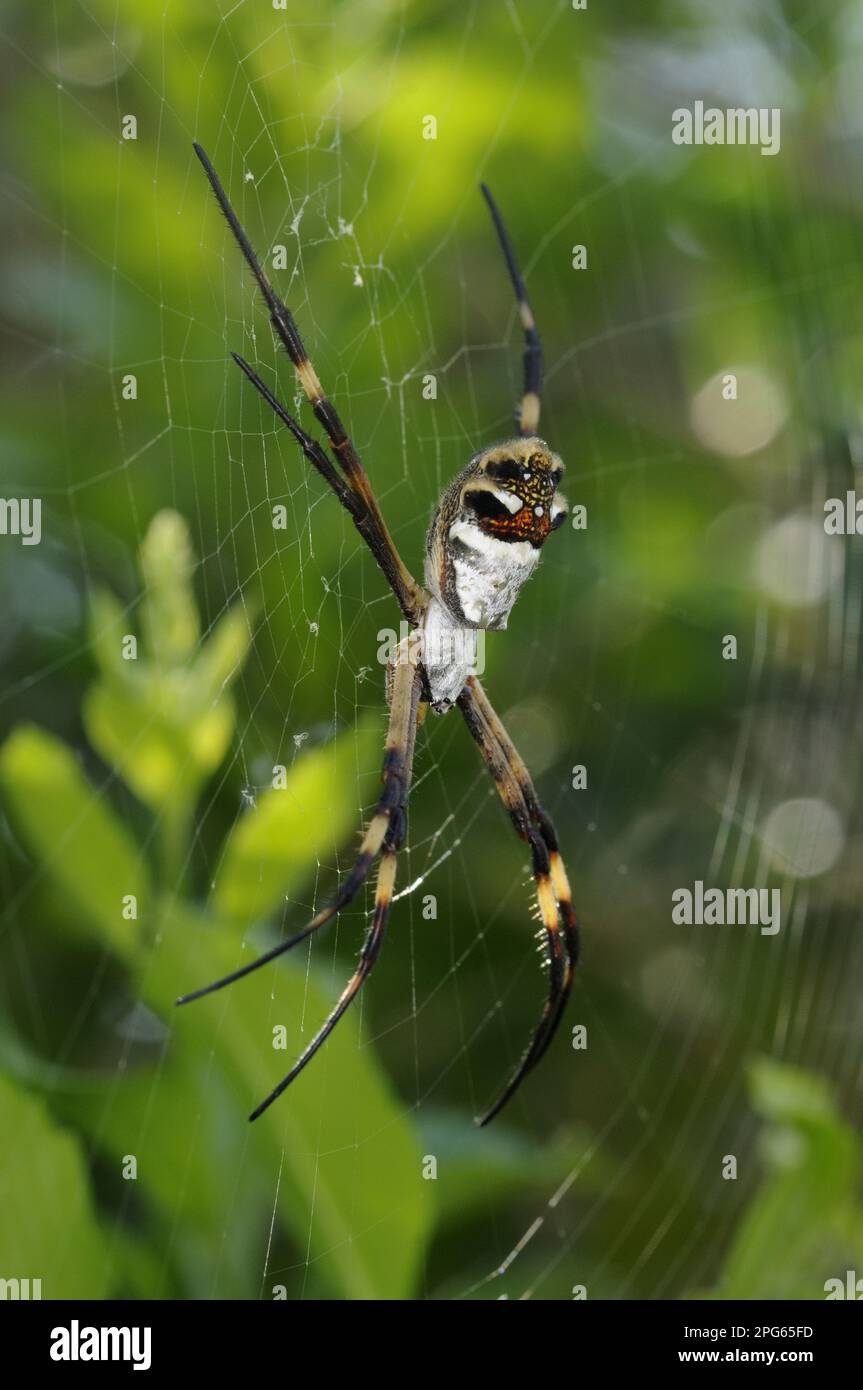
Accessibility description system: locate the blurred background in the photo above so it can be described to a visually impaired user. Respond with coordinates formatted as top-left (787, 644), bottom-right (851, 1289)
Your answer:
top-left (1, 0), bottom-right (863, 1301)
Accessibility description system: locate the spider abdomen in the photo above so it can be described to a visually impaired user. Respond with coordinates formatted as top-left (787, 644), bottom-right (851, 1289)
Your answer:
top-left (445, 519), bottom-right (540, 630)
top-left (421, 596), bottom-right (480, 711)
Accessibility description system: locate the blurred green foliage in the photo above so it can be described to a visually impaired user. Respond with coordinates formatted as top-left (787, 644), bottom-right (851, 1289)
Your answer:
top-left (1, 0), bottom-right (862, 1300)
top-left (1, 513), bottom-right (433, 1297)
top-left (699, 1059), bottom-right (863, 1300)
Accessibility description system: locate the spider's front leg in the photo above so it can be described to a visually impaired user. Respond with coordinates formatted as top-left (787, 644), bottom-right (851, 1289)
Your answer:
top-left (193, 143), bottom-right (427, 627)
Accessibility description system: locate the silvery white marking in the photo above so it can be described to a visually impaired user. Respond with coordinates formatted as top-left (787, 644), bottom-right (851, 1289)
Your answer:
top-left (447, 518), bottom-right (540, 632)
top-left (421, 598), bottom-right (479, 710)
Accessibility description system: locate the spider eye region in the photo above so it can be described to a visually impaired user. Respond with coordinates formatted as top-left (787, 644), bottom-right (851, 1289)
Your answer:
top-left (470, 442), bottom-right (566, 546)
top-left (464, 482), bottom-right (552, 543)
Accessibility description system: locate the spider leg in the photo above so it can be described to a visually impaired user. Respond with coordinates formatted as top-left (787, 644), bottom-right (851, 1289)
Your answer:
top-left (248, 653), bottom-right (421, 1121)
top-left (480, 183), bottom-right (543, 438)
top-left (230, 354), bottom-right (418, 617)
top-left (457, 679), bottom-right (572, 1126)
top-left (194, 142), bottom-right (426, 625)
top-left (468, 679), bottom-right (580, 1077)
top-left (176, 651), bottom-right (421, 1006)
top-left (231, 353), bottom-right (357, 511)
top-left (248, 849), bottom-right (397, 1121)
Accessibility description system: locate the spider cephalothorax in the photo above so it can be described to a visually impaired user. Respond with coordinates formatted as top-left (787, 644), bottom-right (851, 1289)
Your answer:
top-left (180, 146), bottom-right (580, 1128)
top-left (458, 438), bottom-right (566, 539)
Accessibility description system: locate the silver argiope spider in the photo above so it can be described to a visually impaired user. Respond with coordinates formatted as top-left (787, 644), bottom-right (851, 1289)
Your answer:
top-left (178, 144), bottom-right (579, 1127)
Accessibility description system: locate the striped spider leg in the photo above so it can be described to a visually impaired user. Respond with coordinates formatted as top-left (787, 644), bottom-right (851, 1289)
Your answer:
top-left (192, 142), bottom-right (426, 628)
top-left (249, 645), bottom-right (423, 1121)
top-left (179, 146), bottom-right (578, 1126)
top-left (480, 181), bottom-right (543, 437)
top-left (177, 632), bottom-right (422, 1122)
top-left (458, 676), bottom-right (579, 1125)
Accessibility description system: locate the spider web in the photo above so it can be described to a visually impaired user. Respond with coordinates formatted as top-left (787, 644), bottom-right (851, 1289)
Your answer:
top-left (2, 0), bottom-right (863, 1302)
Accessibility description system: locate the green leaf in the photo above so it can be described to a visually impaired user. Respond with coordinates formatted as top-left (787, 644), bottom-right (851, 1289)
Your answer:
top-left (748, 1055), bottom-right (839, 1126)
top-left (0, 721), bottom-right (432, 1298)
top-left (103, 1226), bottom-right (180, 1301)
top-left (0, 1073), bottom-right (109, 1298)
top-left (46, 1041), bottom-right (266, 1299)
top-left (89, 587), bottom-right (132, 679)
top-left (213, 717), bottom-right (381, 923)
top-left (139, 510), bottom-right (200, 666)
top-left (82, 513), bottom-right (252, 823)
top-left (698, 1058), bottom-right (860, 1300)
top-left (0, 724), bottom-right (149, 959)
top-left (192, 605), bottom-right (255, 703)
top-left (147, 897), bottom-right (434, 1300)
top-left (419, 1109), bottom-right (600, 1227)
top-left (83, 675), bottom-right (235, 813)
top-left (1, 704), bottom-right (428, 1298)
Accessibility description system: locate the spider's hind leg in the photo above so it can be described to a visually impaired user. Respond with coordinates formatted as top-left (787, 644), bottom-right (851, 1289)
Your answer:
top-left (457, 675), bottom-right (579, 1125)
top-left (248, 652), bottom-right (422, 1120)
top-left (467, 675), bottom-right (580, 1024)
top-left (176, 648), bottom-right (422, 1008)
top-left (248, 848), bottom-right (398, 1121)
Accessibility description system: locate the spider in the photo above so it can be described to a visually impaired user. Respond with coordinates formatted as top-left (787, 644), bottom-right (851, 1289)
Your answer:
top-left (178, 143), bottom-right (580, 1126)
